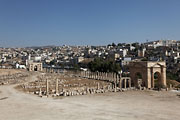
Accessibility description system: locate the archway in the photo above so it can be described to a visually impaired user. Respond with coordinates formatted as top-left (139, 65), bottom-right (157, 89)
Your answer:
top-left (129, 61), bottom-right (166, 88)
top-left (121, 79), bottom-right (125, 88)
top-left (126, 78), bottom-right (131, 88)
top-left (34, 65), bottom-right (38, 71)
top-left (154, 72), bottom-right (161, 89)
top-left (134, 72), bottom-right (145, 88)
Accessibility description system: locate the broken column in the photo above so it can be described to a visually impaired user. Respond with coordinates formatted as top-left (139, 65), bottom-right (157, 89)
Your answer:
top-left (97, 83), bottom-right (100, 90)
top-left (39, 87), bottom-right (42, 97)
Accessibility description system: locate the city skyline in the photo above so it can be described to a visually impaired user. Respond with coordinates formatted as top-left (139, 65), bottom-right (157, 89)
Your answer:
top-left (1, 0), bottom-right (180, 47)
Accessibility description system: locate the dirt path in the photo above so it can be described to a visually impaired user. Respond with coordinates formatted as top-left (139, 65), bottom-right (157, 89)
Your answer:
top-left (0, 73), bottom-right (180, 120)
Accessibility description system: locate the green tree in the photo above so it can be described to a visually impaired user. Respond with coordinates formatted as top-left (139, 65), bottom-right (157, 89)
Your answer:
top-left (88, 58), bottom-right (121, 73)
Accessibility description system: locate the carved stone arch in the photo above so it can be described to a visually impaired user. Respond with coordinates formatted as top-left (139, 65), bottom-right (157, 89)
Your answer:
top-left (129, 61), bottom-right (166, 88)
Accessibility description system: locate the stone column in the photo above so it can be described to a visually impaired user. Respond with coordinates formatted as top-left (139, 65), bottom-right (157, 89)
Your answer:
top-left (109, 73), bottom-right (111, 80)
top-left (124, 79), bottom-right (127, 89)
top-left (89, 71), bottom-right (92, 79)
top-left (170, 84), bottom-right (172, 89)
top-left (102, 72), bottom-right (104, 80)
top-left (86, 71), bottom-right (88, 78)
top-left (111, 83), bottom-right (114, 90)
top-left (39, 87), bottom-right (42, 96)
top-left (151, 67), bottom-right (154, 88)
top-left (92, 72), bottom-right (93, 79)
top-left (85, 71), bottom-right (87, 78)
top-left (107, 73), bottom-right (109, 81)
top-left (112, 73), bottom-right (114, 82)
top-left (55, 79), bottom-right (59, 94)
top-left (95, 72), bottom-right (97, 79)
top-left (119, 79), bottom-right (122, 89)
top-left (46, 79), bottom-right (49, 96)
top-left (161, 66), bottom-right (166, 87)
top-left (87, 71), bottom-right (89, 78)
top-left (82, 71), bottom-right (84, 77)
top-left (80, 71), bottom-right (82, 77)
top-left (99, 72), bottom-right (101, 80)
top-left (101, 72), bottom-right (103, 80)
top-left (129, 78), bottom-right (131, 88)
top-left (90, 72), bottom-right (92, 79)
top-left (97, 72), bottom-right (99, 80)
top-left (89, 71), bottom-right (91, 79)
top-left (97, 83), bottom-right (100, 90)
top-left (95, 72), bottom-right (96, 79)
top-left (94, 72), bottom-right (96, 79)
top-left (109, 73), bottom-right (111, 81)
top-left (84, 71), bottom-right (86, 78)
top-left (113, 73), bottom-right (116, 81)
top-left (116, 73), bottom-right (118, 83)
top-left (110, 73), bottom-right (112, 81)
top-left (105, 72), bottom-right (108, 80)
top-left (114, 81), bottom-right (117, 92)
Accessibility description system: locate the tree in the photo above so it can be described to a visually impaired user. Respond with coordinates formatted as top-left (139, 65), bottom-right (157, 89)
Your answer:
top-left (73, 64), bottom-right (80, 71)
top-left (112, 43), bottom-right (116, 47)
top-left (88, 58), bottom-right (121, 73)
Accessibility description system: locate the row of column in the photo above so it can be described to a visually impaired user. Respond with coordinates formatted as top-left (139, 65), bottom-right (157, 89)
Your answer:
top-left (78, 71), bottom-right (120, 82)
top-left (77, 71), bottom-right (132, 90)
top-left (44, 68), bottom-right (62, 73)
top-left (43, 77), bottom-right (131, 96)
top-left (42, 70), bottom-right (132, 96)
top-left (65, 70), bottom-right (132, 90)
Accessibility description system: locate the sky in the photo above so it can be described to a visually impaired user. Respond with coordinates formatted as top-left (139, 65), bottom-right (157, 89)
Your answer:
top-left (0, 0), bottom-right (180, 47)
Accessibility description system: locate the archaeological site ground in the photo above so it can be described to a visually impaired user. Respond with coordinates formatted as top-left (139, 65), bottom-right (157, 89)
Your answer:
top-left (0, 68), bottom-right (180, 120)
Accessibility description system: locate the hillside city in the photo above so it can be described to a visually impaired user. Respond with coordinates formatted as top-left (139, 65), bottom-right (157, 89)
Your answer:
top-left (1, 39), bottom-right (180, 85)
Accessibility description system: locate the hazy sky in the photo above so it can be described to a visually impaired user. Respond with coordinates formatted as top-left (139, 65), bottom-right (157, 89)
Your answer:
top-left (0, 0), bottom-right (180, 47)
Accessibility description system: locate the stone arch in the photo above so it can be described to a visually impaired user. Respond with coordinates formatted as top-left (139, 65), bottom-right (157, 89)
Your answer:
top-left (153, 71), bottom-right (161, 88)
top-left (121, 79), bottom-right (126, 88)
top-left (34, 65), bottom-right (38, 71)
top-left (129, 61), bottom-right (166, 89)
top-left (126, 77), bottom-right (131, 88)
top-left (28, 62), bottom-right (42, 71)
top-left (119, 77), bottom-right (131, 88)
top-left (134, 72), bottom-right (145, 88)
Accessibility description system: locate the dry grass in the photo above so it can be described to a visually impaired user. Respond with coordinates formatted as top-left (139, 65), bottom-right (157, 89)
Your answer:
top-left (0, 69), bottom-right (26, 75)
